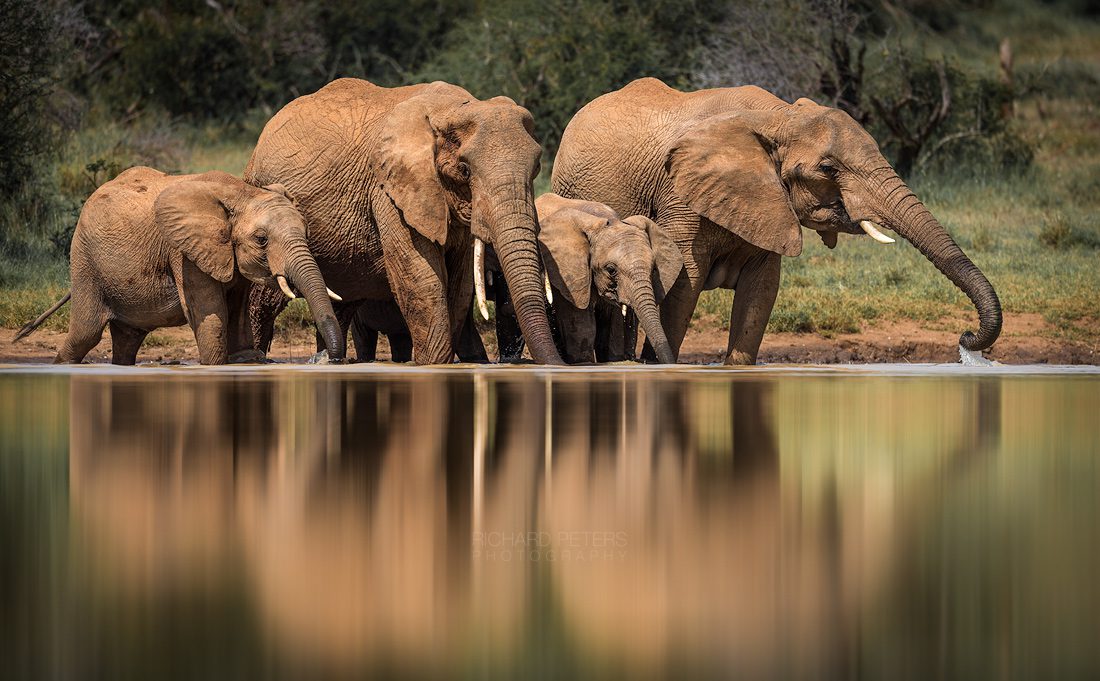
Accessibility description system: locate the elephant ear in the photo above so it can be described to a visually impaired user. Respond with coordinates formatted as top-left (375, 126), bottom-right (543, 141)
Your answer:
top-left (623, 215), bottom-right (683, 301)
top-left (666, 112), bottom-right (803, 257)
top-left (155, 179), bottom-right (235, 283)
top-left (372, 95), bottom-right (449, 245)
top-left (537, 207), bottom-right (597, 309)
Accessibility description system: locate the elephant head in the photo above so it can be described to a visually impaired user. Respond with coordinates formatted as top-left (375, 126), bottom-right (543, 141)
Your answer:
top-left (666, 98), bottom-right (1001, 351)
top-left (155, 171), bottom-right (346, 359)
top-left (371, 84), bottom-right (562, 364)
top-left (535, 194), bottom-right (684, 364)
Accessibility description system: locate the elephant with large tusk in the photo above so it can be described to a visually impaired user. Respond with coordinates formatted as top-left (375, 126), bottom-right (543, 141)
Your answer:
top-left (244, 78), bottom-right (563, 365)
top-left (13, 168), bottom-right (344, 364)
top-left (552, 78), bottom-right (1002, 364)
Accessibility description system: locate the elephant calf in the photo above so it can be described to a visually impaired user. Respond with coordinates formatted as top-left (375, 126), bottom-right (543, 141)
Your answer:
top-left (475, 193), bottom-right (683, 364)
top-left (15, 168), bottom-right (345, 364)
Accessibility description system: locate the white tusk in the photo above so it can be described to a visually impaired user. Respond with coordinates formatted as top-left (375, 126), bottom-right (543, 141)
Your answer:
top-left (621, 304), bottom-right (628, 318)
top-left (544, 273), bottom-right (554, 304)
top-left (276, 275), bottom-right (296, 300)
top-left (860, 220), bottom-right (895, 244)
top-left (473, 239), bottom-right (489, 320)
top-left (326, 287), bottom-right (343, 302)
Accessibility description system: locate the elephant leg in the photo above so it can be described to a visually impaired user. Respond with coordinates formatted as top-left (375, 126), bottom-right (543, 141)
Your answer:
top-left (444, 235), bottom-right (476, 348)
top-left (555, 299), bottom-right (595, 364)
top-left (493, 274), bottom-right (526, 362)
top-left (109, 320), bottom-right (148, 366)
top-left (385, 331), bottom-right (413, 363)
top-left (55, 296), bottom-right (108, 364)
top-left (224, 280), bottom-right (257, 359)
top-left (178, 259), bottom-right (230, 365)
top-left (725, 251), bottom-right (781, 365)
top-left (248, 282), bottom-right (288, 355)
top-left (350, 308), bottom-right (379, 362)
top-left (376, 201), bottom-right (453, 364)
top-left (622, 309), bottom-right (638, 361)
top-left (455, 303), bottom-right (489, 363)
top-left (595, 301), bottom-right (636, 362)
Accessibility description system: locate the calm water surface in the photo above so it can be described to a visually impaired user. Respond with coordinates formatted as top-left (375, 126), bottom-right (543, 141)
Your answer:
top-left (1, 365), bottom-right (1098, 680)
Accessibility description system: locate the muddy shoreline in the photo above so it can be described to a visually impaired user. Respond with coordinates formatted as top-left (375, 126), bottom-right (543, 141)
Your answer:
top-left (2, 312), bottom-right (1096, 366)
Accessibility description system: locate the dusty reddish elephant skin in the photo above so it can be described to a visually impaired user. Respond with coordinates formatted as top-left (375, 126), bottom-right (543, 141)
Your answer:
top-left (245, 78), bottom-right (563, 365)
top-left (552, 78), bottom-right (1002, 365)
top-left (18, 167), bottom-right (343, 365)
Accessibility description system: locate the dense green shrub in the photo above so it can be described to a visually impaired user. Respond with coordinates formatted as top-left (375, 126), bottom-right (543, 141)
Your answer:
top-left (77, 0), bottom-right (469, 122)
top-left (697, 0), bottom-right (1034, 178)
top-left (420, 0), bottom-right (722, 156)
top-left (865, 51), bottom-right (1033, 176)
top-left (0, 0), bottom-right (62, 198)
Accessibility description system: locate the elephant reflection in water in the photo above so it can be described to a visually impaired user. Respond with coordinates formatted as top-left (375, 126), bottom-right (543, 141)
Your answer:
top-left (538, 379), bottom-right (853, 676)
top-left (68, 374), bottom-right (1003, 676)
top-left (69, 376), bottom-right (277, 592)
top-left (68, 375), bottom-right (473, 670)
top-left (237, 377), bottom-right (462, 667)
top-left (537, 377), bottom-right (1007, 677)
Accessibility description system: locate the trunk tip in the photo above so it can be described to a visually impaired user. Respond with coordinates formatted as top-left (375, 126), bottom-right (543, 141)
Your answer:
top-left (959, 329), bottom-right (999, 353)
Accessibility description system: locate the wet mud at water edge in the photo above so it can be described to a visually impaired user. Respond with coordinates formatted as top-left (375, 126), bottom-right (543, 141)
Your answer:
top-left (1, 365), bottom-right (1099, 680)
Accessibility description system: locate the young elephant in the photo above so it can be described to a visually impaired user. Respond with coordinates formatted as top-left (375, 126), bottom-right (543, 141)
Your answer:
top-left (16, 168), bottom-right (345, 364)
top-left (521, 193), bottom-right (683, 364)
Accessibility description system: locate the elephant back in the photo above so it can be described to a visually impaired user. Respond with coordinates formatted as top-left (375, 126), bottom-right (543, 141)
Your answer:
top-left (243, 79), bottom-right (478, 299)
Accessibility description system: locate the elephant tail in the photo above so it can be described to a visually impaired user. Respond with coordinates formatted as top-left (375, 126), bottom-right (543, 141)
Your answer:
top-left (13, 291), bottom-right (71, 342)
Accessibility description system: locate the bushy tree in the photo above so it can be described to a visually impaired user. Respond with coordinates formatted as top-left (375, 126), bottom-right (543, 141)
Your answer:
top-left (0, 0), bottom-right (63, 197)
top-left (316, 0), bottom-right (470, 85)
top-left (696, 0), bottom-right (1031, 177)
top-left (420, 0), bottom-right (721, 156)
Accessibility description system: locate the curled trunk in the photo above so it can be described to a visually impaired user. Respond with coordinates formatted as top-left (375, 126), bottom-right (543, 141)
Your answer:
top-left (874, 172), bottom-right (1002, 351)
top-left (476, 175), bottom-right (563, 365)
top-left (285, 240), bottom-right (346, 360)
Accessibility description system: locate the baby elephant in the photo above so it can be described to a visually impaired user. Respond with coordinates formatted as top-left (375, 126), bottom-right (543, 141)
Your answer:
top-left (16, 168), bottom-right (345, 364)
top-left (530, 193), bottom-right (683, 363)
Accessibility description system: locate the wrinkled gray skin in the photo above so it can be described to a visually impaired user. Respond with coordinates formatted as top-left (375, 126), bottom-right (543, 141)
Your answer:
top-left (245, 78), bottom-right (562, 365)
top-left (553, 78), bottom-right (1002, 364)
top-left (20, 168), bottom-right (343, 365)
top-left (533, 193), bottom-right (683, 364)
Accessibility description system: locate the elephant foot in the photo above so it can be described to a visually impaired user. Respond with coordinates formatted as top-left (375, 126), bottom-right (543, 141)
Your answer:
top-left (724, 349), bottom-right (757, 366)
top-left (228, 349), bottom-right (268, 364)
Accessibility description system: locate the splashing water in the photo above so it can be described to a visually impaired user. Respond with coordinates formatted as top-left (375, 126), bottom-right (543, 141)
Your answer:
top-left (959, 344), bottom-right (997, 366)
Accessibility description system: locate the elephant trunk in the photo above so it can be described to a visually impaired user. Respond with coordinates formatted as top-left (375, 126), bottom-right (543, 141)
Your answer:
top-left (871, 168), bottom-right (1002, 351)
top-left (284, 240), bottom-right (346, 360)
top-left (476, 174), bottom-right (563, 364)
top-left (625, 267), bottom-right (675, 364)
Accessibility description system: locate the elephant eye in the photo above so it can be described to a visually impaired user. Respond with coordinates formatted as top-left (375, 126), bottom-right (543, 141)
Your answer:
top-left (605, 263), bottom-right (617, 277)
top-left (819, 161), bottom-right (838, 176)
top-left (255, 234), bottom-right (268, 247)
top-left (457, 161), bottom-right (470, 181)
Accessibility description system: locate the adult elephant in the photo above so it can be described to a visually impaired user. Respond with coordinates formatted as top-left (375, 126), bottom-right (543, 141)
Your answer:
top-left (552, 78), bottom-right (1002, 364)
top-left (245, 79), bottom-right (562, 364)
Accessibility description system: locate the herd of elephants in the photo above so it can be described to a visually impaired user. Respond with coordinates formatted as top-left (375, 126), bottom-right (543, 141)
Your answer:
top-left (16, 77), bottom-right (1003, 366)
